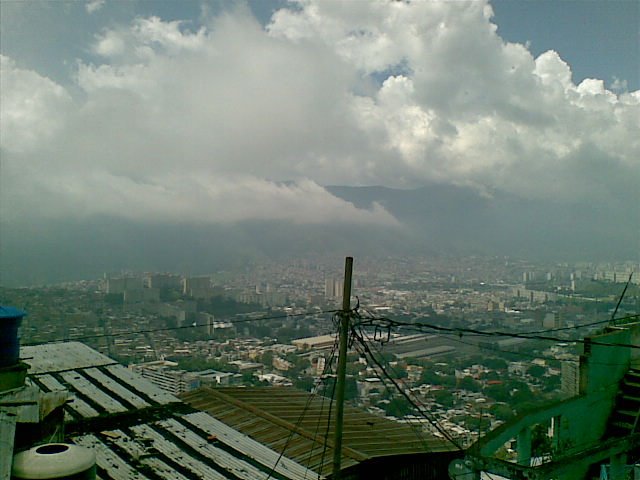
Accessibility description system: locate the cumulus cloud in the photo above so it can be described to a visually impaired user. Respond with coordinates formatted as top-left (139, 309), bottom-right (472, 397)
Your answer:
top-left (1, 0), bottom-right (638, 228)
top-left (85, 0), bottom-right (105, 14)
top-left (0, 55), bottom-right (73, 154)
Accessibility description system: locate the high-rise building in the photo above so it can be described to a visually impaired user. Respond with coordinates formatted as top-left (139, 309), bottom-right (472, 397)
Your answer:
top-left (183, 276), bottom-right (212, 298)
top-left (147, 273), bottom-right (182, 290)
top-left (130, 360), bottom-right (200, 395)
top-left (324, 277), bottom-right (344, 299)
top-left (561, 360), bottom-right (580, 397)
top-left (106, 276), bottom-right (143, 294)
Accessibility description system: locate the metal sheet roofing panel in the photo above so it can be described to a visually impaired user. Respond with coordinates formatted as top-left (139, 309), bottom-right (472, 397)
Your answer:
top-left (182, 386), bottom-right (454, 477)
top-left (130, 424), bottom-right (228, 480)
top-left (22, 342), bottom-right (117, 374)
top-left (104, 364), bottom-right (180, 405)
top-left (105, 430), bottom-right (191, 480)
top-left (36, 374), bottom-right (99, 418)
top-left (158, 418), bottom-right (266, 480)
top-left (74, 434), bottom-right (150, 480)
top-left (23, 342), bottom-right (308, 480)
top-left (181, 411), bottom-right (314, 480)
top-left (0, 410), bottom-right (17, 480)
top-left (59, 371), bottom-right (126, 414)
top-left (83, 368), bottom-right (150, 410)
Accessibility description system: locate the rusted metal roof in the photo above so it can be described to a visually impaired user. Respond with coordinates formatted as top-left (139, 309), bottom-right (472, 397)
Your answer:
top-left (181, 386), bottom-right (454, 477)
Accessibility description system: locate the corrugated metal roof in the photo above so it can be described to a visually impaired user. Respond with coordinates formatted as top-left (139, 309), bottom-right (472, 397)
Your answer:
top-left (37, 374), bottom-right (100, 418)
top-left (104, 364), bottom-right (180, 404)
top-left (181, 386), bottom-right (454, 477)
top-left (21, 342), bottom-right (117, 374)
top-left (74, 434), bottom-right (150, 480)
top-left (395, 345), bottom-right (456, 359)
top-left (23, 342), bottom-right (314, 480)
top-left (83, 367), bottom-right (151, 410)
top-left (181, 411), bottom-right (313, 480)
top-left (59, 370), bottom-right (127, 414)
top-left (0, 410), bottom-right (17, 480)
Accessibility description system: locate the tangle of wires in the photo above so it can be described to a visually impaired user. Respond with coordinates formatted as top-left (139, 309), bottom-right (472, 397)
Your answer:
top-left (266, 319), bottom-right (340, 480)
top-left (309, 318), bottom-right (341, 480)
top-left (349, 306), bottom-right (465, 452)
top-left (385, 321), bottom-right (631, 368)
top-left (353, 312), bottom-right (640, 351)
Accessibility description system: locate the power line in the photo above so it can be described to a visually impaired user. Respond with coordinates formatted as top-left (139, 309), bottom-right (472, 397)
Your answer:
top-left (317, 375), bottom-right (337, 480)
top-left (356, 306), bottom-right (639, 365)
top-left (393, 323), bottom-right (631, 367)
top-left (266, 322), bottom-right (340, 480)
top-left (351, 340), bottom-right (436, 452)
top-left (523, 313), bottom-right (639, 335)
top-left (350, 320), bottom-right (464, 451)
top-left (351, 314), bottom-right (446, 450)
top-left (356, 315), bottom-right (640, 350)
top-left (21, 309), bottom-right (338, 347)
top-left (355, 337), bottom-right (463, 451)
top-left (304, 334), bottom-right (339, 479)
top-left (317, 317), bottom-right (341, 479)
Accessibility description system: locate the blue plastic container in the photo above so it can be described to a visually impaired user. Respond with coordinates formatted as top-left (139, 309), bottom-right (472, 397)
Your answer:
top-left (0, 306), bottom-right (27, 368)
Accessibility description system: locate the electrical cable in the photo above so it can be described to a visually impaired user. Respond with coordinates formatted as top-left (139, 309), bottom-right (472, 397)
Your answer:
top-left (523, 313), bottom-right (640, 335)
top-left (21, 309), bottom-right (339, 347)
top-left (266, 318), bottom-right (339, 480)
top-left (354, 315), bottom-right (640, 350)
top-left (356, 338), bottom-right (463, 451)
top-left (351, 323), bottom-right (464, 451)
top-left (392, 323), bottom-right (631, 367)
top-left (355, 307), bottom-right (494, 448)
top-left (317, 351), bottom-right (338, 480)
top-left (304, 334), bottom-right (339, 479)
top-left (351, 340), bottom-right (435, 452)
top-left (350, 312), bottom-right (443, 449)
top-left (610, 272), bottom-right (634, 325)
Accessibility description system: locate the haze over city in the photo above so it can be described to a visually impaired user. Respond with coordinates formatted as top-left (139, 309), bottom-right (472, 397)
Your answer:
top-left (1, 0), bottom-right (638, 285)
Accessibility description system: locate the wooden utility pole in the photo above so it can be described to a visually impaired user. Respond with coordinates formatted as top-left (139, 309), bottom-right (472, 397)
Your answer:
top-left (332, 256), bottom-right (353, 480)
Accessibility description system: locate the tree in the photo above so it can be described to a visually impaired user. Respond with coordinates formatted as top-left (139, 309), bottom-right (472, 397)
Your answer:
top-left (541, 374), bottom-right (561, 393)
top-left (420, 369), bottom-right (441, 385)
top-left (490, 403), bottom-right (514, 422)
top-left (433, 389), bottom-right (454, 408)
top-left (484, 384), bottom-right (510, 403)
top-left (483, 358), bottom-right (508, 371)
top-left (458, 376), bottom-right (481, 392)
top-left (384, 397), bottom-right (413, 418)
top-left (527, 364), bottom-right (546, 378)
top-left (261, 351), bottom-right (274, 368)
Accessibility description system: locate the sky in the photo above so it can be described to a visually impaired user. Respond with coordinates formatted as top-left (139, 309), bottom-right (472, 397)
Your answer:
top-left (1, 0), bottom-right (638, 231)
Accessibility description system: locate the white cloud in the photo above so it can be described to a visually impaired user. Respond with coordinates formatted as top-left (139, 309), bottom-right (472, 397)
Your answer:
top-left (1, 0), bottom-right (638, 227)
top-left (611, 76), bottom-right (628, 93)
top-left (0, 55), bottom-right (73, 153)
top-left (86, 0), bottom-right (105, 14)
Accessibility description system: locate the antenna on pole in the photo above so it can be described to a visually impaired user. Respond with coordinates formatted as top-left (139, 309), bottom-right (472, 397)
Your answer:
top-left (332, 257), bottom-right (353, 480)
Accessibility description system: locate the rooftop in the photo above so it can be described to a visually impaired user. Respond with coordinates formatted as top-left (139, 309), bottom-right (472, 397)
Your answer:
top-left (181, 386), bottom-right (455, 477)
top-left (16, 342), bottom-right (314, 480)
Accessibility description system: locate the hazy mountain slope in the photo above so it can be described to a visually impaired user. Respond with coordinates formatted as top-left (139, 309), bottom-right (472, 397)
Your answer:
top-left (1, 185), bottom-right (636, 286)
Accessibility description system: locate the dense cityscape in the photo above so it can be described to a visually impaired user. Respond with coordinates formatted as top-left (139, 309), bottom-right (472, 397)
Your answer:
top-left (3, 256), bottom-right (638, 458)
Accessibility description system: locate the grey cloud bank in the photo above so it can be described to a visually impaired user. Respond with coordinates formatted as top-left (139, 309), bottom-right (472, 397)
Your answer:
top-left (0, 0), bottom-right (638, 284)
